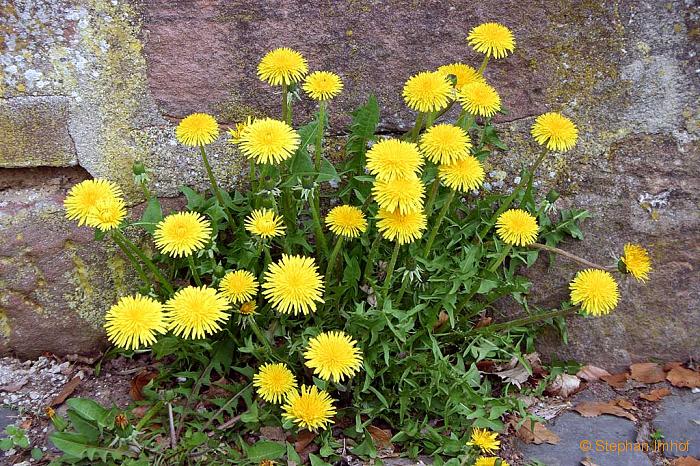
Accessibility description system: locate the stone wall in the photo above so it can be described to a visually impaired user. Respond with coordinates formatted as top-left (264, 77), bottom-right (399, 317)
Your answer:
top-left (0, 0), bottom-right (697, 366)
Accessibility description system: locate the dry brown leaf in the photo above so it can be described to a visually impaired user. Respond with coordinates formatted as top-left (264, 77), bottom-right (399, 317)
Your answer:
top-left (475, 317), bottom-right (493, 328)
top-left (260, 426), bottom-right (285, 442)
top-left (601, 372), bottom-right (629, 389)
top-left (671, 457), bottom-right (700, 466)
top-left (130, 369), bottom-right (158, 401)
top-left (667, 366), bottom-right (700, 388)
top-left (367, 425), bottom-right (393, 449)
top-left (581, 458), bottom-right (600, 466)
top-left (615, 398), bottom-right (636, 411)
top-left (663, 361), bottom-right (684, 372)
top-left (576, 364), bottom-right (610, 382)
top-left (630, 362), bottom-right (666, 384)
top-left (546, 374), bottom-right (581, 398)
top-left (49, 376), bottom-right (82, 407)
top-left (640, 387), bottom-right (672, 402)
top-left (433, 310), bottom-right (449, 331)
top-left (19, 419), bottom-right (32, 430)
top-left (516, 420), bottom-right (560, 445)
top-left (294, 429), bottom-right (317, 453)
top-left (573, 401), bottom-right (637, 421)
top-left (131, 405), bottom-right (150, 418)
top-left (0, 379), bottom-right (28, 393)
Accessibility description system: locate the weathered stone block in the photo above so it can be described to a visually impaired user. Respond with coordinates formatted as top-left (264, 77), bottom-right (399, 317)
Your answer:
top-left (0, 96), bottom-right (76, 168)
top-left (0, 167), bottom-right (136, 358)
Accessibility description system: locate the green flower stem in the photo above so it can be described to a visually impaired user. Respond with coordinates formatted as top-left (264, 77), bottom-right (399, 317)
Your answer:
top-left (249, 318), bottom-right (274, 354)
top-left (139, 181), bottom-right (151, 201)
top-left (325, 236), bottom-right (345, 281)
top-left (282, 83), bottom-right (290, 124)
top-left (459, 113), bottom-right (475, 132)
top-left (478, 148), bottom-right (548, 239)
top-left (249, 159), bottom-right (256, 190)
top-left (381, 241), bottom-right (401, 305)
top-left (424, 111), bottom-right (436, 129)
top-left (424, 177), bottom-right (441, 217)
top-left (309, 195), bottom-right (329, 258)
top-left (423, 190), bottom-right (456, 257)
top-left (111, 232), bottom-right (149, 285)
top-left (362, 233), bottom-right (382, 282)
top-left (314, 100), bottom-right (327, 172)
top-left (113, 230), bottom-right (174, 295)
top-left (263, 245), bottom-right (273, 272)
top-left (477, 55), bottom-right (490, 75)
top-left (188, 255), bottom-right (202, 286)
top-left (487, 244), bottom-right (513, 272)
top-left (199, 145), bottom-right (235, 230)
top-left (410, 112), bottom-right (425, 142)
top-left (395, 276), bottom-right (409, 304)
top-left (528, 243), bottom-right (615, 271)
top-left (474, 307), bottom-right (576, 334)
top-left (433, 101), bottom-right (455, 122)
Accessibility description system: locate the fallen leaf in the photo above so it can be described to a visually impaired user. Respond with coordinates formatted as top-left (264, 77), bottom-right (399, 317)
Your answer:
top-left (601, 372), bottom-right (629, 389)
top-left (19, 419), bottom-right (32, 430)
top-left (130, 369), bottom-right (158, 401)
top-left (671, 458), bottom-right (700, 466)
top-left (367, 425), bottom-right (392, 449)
top-left (640, 387), bottom-right (672, 402)
top-left (131, 405), bottom-right (150, 418)
top-left (630, 363), bottom-right (666, 384)
top-left (615, 399), bottom-right (636, 410)
top-left (492, 353), bottom-right (542, 388)
top-left (546, 374), bottom-right (581, 397)
top-left (260, 426), bottom-right (285, 442)
top-left (516, 420), bottom-right (560, 445)
top-left (573, 401), bottom-right (637, 421)
top-left (576, 365), bottom-right (610, 382)
top-left (663, 361), bottom-right (684, 372)
top-left (475, 317), bottom-right (493, 328)
top-left (294, 429), bottom-right (317, 453)
top-left (433, 310), bottom-right (449, 331)
top-left (667, 366), bottom-right (700, 388)
top-left (581, 458), bottom-right (600, 466)
top-left (0, 379), bottom-right (28, 393)
top-left (49, 376), bottom-right (82, 407)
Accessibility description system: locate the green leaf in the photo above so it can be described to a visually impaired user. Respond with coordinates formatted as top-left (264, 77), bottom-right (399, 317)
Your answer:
top-left (31, 447), bottom-right (43, 460)
top-left (66, 398), bottom-right (108, 423)
top-left (345, 95), bottom-right (380, 169)
top-left (67, 410), bottom-right (100, 443)
top-left (140, 197), bottom-right (163, 234)
top-left (49, 432), bottom-right (91, 458)
top-left (0, 438), bottom-right (12, 451)
top-left (181, 186), bottom-right (204, 210)
top-left (94, 228), bottom-right (106, 241)
top-left (309, 453), bottom-right (334, 466)
top-left (317, 157), bottom-right (339, 182)
top-left (245, 441), bottom-right (286, 460)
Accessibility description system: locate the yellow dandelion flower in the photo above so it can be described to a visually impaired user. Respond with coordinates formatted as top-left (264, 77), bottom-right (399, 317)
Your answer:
top-left (376, 208), bottom-right (427, 245)
top-left (282, 385), bottom-right (336, 431)
top-left (253, 363), bottom-right (297, 404)
top-left (164, 286), bottom-right (231, 339)
top-left (104, 295), bottom-right (167, 350)
top-left (402, 71), bottom-right (452, 113)
top-left (303, 71), bottom-right (343, 101)
top-left (621, 243), bottom-right (652, 282)
top-left (304, 331), bottom-right (363, 382)
top-left (439, 156), bottom-right (485, 192)
top-left (262, 255), bottom-right (325, 315)
top-left (467, 428), bottom-right (501, 454)
top-left (325, 205), bottom-right (367, 239)
top-left (227, 116), bottom-right (253, 144)
top-left (175, 113), bottom-right (219, 146)
top-left (467, 23), bottom-right (516, 59)
top-left (419, 124), bottom-right (472, 165)
top-left (154, 212), bottom-right (212, 258)
top-left (475, 457), bottom-right (510, 466)
top-left (570, 269), bottom-right (619, 316)
top-left (89, 196), bottom-right (127, 231)
top-left (458, 81), bottom-right (501, 118)
top-left (64, 179), bottom-right (123, 226)
top-left (366, 139), bottom-right (424, 181)
top-left (495, 209), bottom-right (539, 246)
top-left (437, 63), bottom-right (485, 89)
top-left (238, 118), bottom-right (300, 165)
top-left (531, 112), bottom-right (579, 152)
top-left (245, 208), bottom-right (286, 238)
top-left (257, 47), bottom-right (308, 86)
top-left (260, 461), bottom-right (276, 466)
top-left (219, 270), bottom-right (259, 304)
top-left (239, 300), bottom-right (258, 315)
top-left (372, 174), bottom-right (425, 215)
